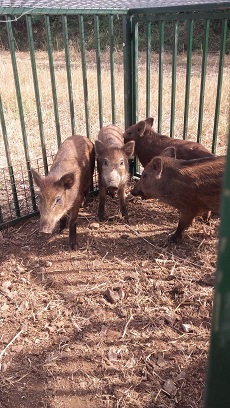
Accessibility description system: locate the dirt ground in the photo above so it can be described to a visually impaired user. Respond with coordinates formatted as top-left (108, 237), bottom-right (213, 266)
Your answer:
top-left (0, 191), bottom-right (218, 408)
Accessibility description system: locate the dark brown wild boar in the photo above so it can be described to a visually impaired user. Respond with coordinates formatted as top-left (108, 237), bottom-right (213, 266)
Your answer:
top-left (131, 148), bottom-right (225, 242)
top-left (31, 135), bottom-right (95, 250)
top-left (95, 124), bottom-right (135, 222)
top-left (124, 117), bottom-right (214, 167)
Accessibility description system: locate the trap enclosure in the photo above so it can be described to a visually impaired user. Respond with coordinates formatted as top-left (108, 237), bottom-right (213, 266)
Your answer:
top-left (0, 0), bottom-right (229, 228)
top-left (0, 1), bottom-right (230, 406)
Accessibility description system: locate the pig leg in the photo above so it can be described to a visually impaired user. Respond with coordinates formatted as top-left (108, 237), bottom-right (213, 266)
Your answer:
top-left (59, 215), bottom-right (68, 233)
top-left (118, 186), bottom-right (128, 223)
top-left (98, 183), bottom-right (106, 221)
top-left (68, 199), bottom-right (82, 250)
top-left (170, 211), bottom-right (196, 242)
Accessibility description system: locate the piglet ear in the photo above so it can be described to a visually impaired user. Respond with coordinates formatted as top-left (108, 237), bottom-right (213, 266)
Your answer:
top-left (137, 120), bottom-right (146, 137)
top-left (161, 146), bottom-right (176, 159)
top-left (55, 173), bottom-right (75, 190)
top-left (31, 168), bottom-right (43, 188)
top-left (145, 117), bottom-right (154, 127)
top-left (95, 139), bottom-right (105, 158)
top-left (152, 157), bottom-right (163, 179)
top-left (123, 141), bottom-right (135, 158)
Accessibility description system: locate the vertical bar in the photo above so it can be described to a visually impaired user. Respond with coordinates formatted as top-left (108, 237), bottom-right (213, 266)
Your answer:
top-left (79, 15), bottom-right (90, 137)
top-left (170, 20), bottom-right (178, 138)
top-left (0, 95), bottom-right (20, 217)
top-left (197, 19), bottom-right (210, 143)
top-left (183, 19), bottom-right (194, 140)
top-left (146, 22), bottom-right (151, 119)
top-left (109, 15), bottom-right (116, 124)
top-left (6, 15), bottom-right (36, 211)
top-left (158, 20), bottom-right (164, 134)
top-left (123, 14), bottom-right (135, 178)
top-left (212, 19), bottom-right (227, 154)
top-left (123, 14), bottom-right (133, 129)
top-left (45, 14), bottom-right (61, 147)
top-left (26, 15), bottom-right (48, 175)
top-left (62, 14), bottom-right (76, 136)
top-left (94, 15), bottom-right (103, 129)
top-left (204, 129), bottom-right (230, 408)
top-left (133, 21), bottom-right (139, 123)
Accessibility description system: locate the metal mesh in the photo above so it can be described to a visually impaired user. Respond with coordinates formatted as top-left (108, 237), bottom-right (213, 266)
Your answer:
top-left (0, 0), bottom-right (230, 11)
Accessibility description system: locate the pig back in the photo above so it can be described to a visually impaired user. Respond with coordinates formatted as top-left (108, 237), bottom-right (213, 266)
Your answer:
top-left (97, 124), bottom-right (124, 148)
top-left (161, 155), bottom-right (225, 213)
top-left (50, 135), bottom-right (95, 182)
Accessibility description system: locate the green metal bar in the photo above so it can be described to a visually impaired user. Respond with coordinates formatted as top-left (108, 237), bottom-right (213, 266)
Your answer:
top-left (45, 14), bottom-right (61, 147)
top-left (123, 15), bottom-right (133, 130)
top-left (94, 15), bottom-right (103, 129)
top-left (183, 19), bottom-right (194, 140)
top-left (6, 15), bottom-right (36, 211)
top-left (170, 20), bottom-right (178, 138)
top-left (146, 22), bottom-right (151, 119)
top-left (26, 15), bottom-right (48, 175)
top-left (79, 14), bottom-right (90, 137)
top-left (197, 19), bottom-right (210, 143)
top-left (123, 15), bottom-right (135, 178)
top-left (0, 6), bottom-right (229, 16)
top-left (0, 95), bottom-right (20, 218)
top-left (132, 9), bottom-right (230, 24)
top-left (158, 20), bottom-right (164, 134)
top-left (0, 211), bottom-right (39, 231)
top-left (133, 21), bottom-right (139, 123)
top-left (132, 21), bottom-right (139, 176)
top-left (62, 14), bottom-right (76, 136)
top-left (109, 15), bottom-right (116, 124)
top-left (204, 128), bottom-right (230, 408)
top-left (212, 19), bottom-right (227, 154)
top-left (0, 8), bottom-right (129, 16)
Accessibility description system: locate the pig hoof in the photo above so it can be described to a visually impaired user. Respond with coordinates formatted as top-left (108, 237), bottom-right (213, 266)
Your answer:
top-left (202, 210), bottom-right (211, 223)
top-left (97, 214), bottom-right (105, 222)
top-left (168, 232), bottom-right (183, 244)
top-left (69, 241), bottom-right (77, 251)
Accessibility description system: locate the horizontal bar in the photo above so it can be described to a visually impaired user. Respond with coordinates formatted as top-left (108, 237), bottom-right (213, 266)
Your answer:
top-left (0, 3), bottom-right (230, 16)
top-left (0, 8), bottom-right (128, 16)
top-left (133, 9), bottom-right (230, 23)
top-left (0, 211), bottom-right (39, 231)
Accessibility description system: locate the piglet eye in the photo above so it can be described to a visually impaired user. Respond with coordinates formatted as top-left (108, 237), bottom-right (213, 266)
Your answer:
top-left (142, 172), bottom-right (147, 179)
top-left (120, 159), bottom-right (124, 166)
top-left (103, 159), bottom-right (108, 166)
top-left (55, 196), bottom-right (62, 205)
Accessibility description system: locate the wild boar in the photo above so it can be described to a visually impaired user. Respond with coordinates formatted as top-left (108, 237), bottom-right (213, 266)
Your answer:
top-left (124, 117), bottom-right (214, 167)
top-left (131, 147), bottom-right (225, 242)
top-left (95, 124), bottom-right (135, 223)
top-left (31, 135), bottom-right (95, 250)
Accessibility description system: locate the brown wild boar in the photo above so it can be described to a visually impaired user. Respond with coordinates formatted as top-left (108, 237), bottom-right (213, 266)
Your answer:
top-left (31, 135), bottom-right (95, 250)
top-left (131, 147), bottom-right (225, 242)
top-left (95, 124), bottom-right (135, 222)
top-left (124, 117), bottom-right (214, 167)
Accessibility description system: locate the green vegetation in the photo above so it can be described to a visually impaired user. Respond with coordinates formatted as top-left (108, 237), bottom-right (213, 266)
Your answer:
top-left (0, 15), bottom-right (229, 53)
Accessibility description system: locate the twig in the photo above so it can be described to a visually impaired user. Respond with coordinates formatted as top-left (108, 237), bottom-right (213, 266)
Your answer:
top-left (121, 313), bottom-right (133, 339)
top-left (0, 289), bottom-right (13, 302)
top-left (0, 327), bottom-right (24, 359)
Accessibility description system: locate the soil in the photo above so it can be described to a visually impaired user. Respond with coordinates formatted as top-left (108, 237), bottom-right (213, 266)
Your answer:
top-left (0, 191), bottom-right (218, 408)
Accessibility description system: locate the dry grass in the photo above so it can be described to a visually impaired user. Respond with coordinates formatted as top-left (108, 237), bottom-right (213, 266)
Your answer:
top-left (0, 49), bottom-right (229, 170)
top-left (0, 194), bottom-right (218, 408)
